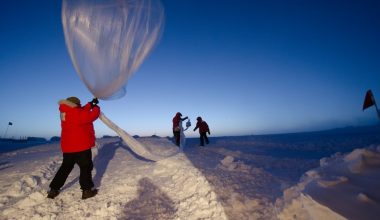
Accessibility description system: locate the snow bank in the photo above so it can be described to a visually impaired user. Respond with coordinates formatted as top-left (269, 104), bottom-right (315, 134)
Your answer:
top-left (276, 145), bottom-right (380, 220)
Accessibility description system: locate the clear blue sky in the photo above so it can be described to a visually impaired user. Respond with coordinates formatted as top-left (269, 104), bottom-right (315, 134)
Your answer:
top-left (1, 0), bottom-right (379, 139)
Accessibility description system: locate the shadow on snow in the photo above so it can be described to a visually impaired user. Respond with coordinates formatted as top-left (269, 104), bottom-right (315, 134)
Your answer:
top-left (122, 177), bottom-right (177, 220)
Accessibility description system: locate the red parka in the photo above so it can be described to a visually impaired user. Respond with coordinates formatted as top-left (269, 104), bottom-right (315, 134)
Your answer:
top-left (172, 112), bottom-right (182, 129)
top-left (194, 120), bottom-right (210, 133)
top-left (59, 100), bottom-right (100, 153)
top-left (172, 112), bottom-right (188, 131)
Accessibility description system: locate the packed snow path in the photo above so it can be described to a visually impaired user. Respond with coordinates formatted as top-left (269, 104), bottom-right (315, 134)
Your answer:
top-left (0, 138), bottom-right (227, 219)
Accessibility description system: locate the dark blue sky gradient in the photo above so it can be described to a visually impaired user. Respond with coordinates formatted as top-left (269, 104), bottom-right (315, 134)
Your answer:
top-left (0, 0), bottom-right (379, 138)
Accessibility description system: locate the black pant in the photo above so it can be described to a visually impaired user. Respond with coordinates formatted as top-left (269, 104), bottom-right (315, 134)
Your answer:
top-left (200, 132), bottom-right (209, 146)
top-left (49, 149), bottom-right (94, 191)
top-left (173, 130), bottom-right (180, 146)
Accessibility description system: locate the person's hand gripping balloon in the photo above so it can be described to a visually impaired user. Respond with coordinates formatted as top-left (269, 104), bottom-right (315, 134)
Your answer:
top-left (89, 98), bottom-right (99, 109)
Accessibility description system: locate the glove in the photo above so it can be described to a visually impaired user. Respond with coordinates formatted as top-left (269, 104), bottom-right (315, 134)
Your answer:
top-left (208, 131), bottom-right (211, 135)
top-left (90, 98), bottom-right (99, 108)
top-left (91, 98), bottom-right (99, 105)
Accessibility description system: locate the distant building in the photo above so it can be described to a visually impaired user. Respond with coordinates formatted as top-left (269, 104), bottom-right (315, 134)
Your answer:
top-left (50, 136), bottom-right (61, 142)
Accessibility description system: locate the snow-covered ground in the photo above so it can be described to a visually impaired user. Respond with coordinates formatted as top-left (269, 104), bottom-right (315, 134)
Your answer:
top-left (277, 146), bottom-right (380, 220)
top-left (0, 126), bottom-right (379, 219)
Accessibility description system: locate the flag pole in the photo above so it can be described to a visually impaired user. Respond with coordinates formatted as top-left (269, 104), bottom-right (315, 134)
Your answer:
top-left (374, 99), bottom-right (380, 121)
top-left (3, 124), bottom-right (10, 139)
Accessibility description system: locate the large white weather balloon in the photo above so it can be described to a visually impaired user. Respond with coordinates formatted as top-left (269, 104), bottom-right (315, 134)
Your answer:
top-left (61, 0), bottom-right (170, 161)
top-left (62, 0), bottom-right (165, 100)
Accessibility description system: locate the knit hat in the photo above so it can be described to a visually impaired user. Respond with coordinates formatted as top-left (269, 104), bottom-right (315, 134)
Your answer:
top-left (66, 96), bottom-right (81, 106)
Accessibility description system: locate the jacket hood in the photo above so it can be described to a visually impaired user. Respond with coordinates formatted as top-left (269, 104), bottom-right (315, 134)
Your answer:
top-left (59, 99), bottom-right (79, 112)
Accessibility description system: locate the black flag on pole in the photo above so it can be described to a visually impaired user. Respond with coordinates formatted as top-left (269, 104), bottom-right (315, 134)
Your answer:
top-left (363, 90), bottom-right (376, 111)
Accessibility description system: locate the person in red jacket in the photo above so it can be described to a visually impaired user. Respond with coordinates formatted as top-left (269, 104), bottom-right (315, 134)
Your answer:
top-left (193, 116), bottom-right (210, 146)
top-left (47, 96), bottom-right (100, 200)
top-left (172, 112), bottom-right (188, 146)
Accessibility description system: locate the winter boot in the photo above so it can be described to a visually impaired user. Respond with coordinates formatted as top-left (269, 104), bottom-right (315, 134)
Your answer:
top-left (82, 189), bottom-right (98, 200)
top-left (47, 189), bottom-right (60, 199)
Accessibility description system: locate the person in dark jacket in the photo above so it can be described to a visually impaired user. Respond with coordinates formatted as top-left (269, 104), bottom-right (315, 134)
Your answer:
top-left (172, 112), bottom-right (188, 146)
top-left (193, 116), bottom-right (210, 146)
top-left (47, 97), bottom-right (100, 200)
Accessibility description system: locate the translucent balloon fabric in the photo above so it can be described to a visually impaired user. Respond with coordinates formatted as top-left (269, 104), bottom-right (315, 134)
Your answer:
top-left (62, 0), bottom-right (165, 100)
